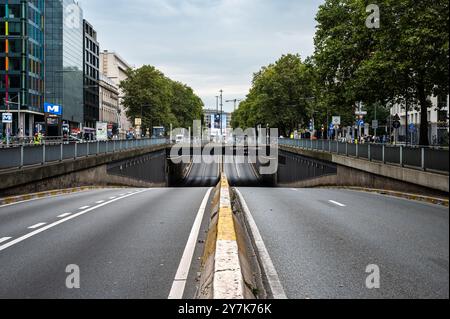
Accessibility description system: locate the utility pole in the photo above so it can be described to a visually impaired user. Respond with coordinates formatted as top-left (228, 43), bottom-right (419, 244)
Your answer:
top-left (216, 96), bottom-right (219, 113)
top-left (405, 97), bottom-right (409, 147)
top-left (220, 90), bottom-right (223, 138)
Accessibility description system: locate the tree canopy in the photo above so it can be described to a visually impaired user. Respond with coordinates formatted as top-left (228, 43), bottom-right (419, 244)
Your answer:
top-left (232, 54), bottom-right (315, 137)
top-left (233, 0), bottom-right (449, 145)
top-left (120, 65), bottom-right (204, 133)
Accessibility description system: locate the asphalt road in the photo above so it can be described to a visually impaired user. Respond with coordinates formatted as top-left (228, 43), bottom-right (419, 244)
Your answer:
top-left (237, 187), bottom-right (449, 299)
top-left (183, 157), bottom-right (220, 187)
top-left (224, 156), bottom-right (261, 187)
top-left (0, 187), bottom-right (212, 299)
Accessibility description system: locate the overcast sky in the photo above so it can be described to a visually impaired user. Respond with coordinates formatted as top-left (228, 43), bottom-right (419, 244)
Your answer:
top-left (80, 0), bottom-right (324, 112)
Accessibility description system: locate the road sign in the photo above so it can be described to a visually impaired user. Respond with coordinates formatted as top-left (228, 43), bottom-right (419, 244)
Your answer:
top-left (96, 122), bottom-right (108, 141)
top-left (393, 121), bottom-right (401, 129)
top-left (332, 116), bottom-right (341, 126)
top-left (357, 119), bottom-right (365, 127)
top-left (393, 114), bottom-right (401, 121)
top-left (355, 111), bottom-right (367, 116)
top-left (409, 123), bottom-right (417, 132)
top-left (372, 120), bottom-right (379, 129)
top-left (2, 113), bottom-right (13, 124)
top-left (135, 118), bottom-right (142, 126)
top-left (44, 103), bottom-right (63, 116)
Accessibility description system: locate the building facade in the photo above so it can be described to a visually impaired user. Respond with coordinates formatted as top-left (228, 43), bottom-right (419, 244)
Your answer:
top-left (204, 108), bottom-right (232, 139)
top-left (100, 50), bottom-right (132, 134)
top-left (82, 19), bottom-right (99, 129)
top-left (44, 0), bottom-right (83, 130)
top-left (99, 72), bottom-right (119, 136)
top-left (390, 94), bottom-right (449, 145)
top-left (1, 0), bottom-right (45, 137)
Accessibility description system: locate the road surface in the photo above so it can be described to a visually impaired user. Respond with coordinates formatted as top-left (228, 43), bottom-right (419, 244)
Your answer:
top-left (183, 157), bottom-right (220, 187)
top-left (0, 187), bottom-right (212, 299)
top-left (237, 187), bottom-right (449, 299)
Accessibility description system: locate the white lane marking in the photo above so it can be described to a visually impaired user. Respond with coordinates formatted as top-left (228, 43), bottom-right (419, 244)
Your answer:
top-left (0, 237), bottom-right (12, 244)
top-left (28, 223), bottom-right (47, 229)
top-left (0, 189), bottom-right (150, 253)
top-left (0, 189), bottom-right (117, 209)
top-left (109, 196), bottom-right (117, 200)
top-left (57, 213), bottom-right (72, 218)
top-left (234, 157), bottom-right (242, 179)
top-left (329, 200), bottom-right (346, 207)
top-left (169, 187), bottom-right (213, 299)
top-left (235, 188), bottom-right (288, 299)
top-left (79, 206), bottom-right (90, 210)
top-left (95, 200), bottom-right (105, 204)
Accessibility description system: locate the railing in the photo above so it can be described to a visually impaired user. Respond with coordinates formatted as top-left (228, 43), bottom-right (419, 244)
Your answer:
top-left (279, 138), bottom-right (449, 173)
top-left (0, 138), bottom-right (169, 170)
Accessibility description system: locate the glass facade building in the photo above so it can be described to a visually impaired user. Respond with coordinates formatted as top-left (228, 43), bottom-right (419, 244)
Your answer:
top-left (0, 0), bottom-right (45, 137)
top-left (44, 0), bottom-right (83, 128)
top-left (83, 19), bottom-right (99, 129)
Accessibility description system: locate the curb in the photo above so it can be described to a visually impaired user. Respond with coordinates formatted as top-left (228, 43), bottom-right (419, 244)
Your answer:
top-left (197, 173), bottom-right (253, 299)
top-left (326, 186), bottom-right (449, 207)
top-left (0, 186), bottom-right (120, 206)
top-left (213, 174), bottom-right (244, 299)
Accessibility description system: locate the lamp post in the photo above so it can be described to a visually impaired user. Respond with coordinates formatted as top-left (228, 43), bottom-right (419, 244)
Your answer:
top-left (219, 90), bottom-right (223, 138)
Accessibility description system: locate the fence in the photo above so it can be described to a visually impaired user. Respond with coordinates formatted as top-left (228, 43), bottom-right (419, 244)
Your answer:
top-left (279, 139), bottom-right (449, 173)
top-left (0, 138), bottom-right (168, 170)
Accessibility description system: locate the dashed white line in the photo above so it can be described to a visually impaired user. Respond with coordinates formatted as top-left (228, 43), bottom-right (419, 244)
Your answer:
top-left (57, 213), bottom-right (72, 218)
top-left (79, 206), bottom-right (90, 210)
top-left (109, 197), bottom-right (117, 200)
top-left (329, 200), bottom-right (346, 207)
top-left (169, 187), bottom-right (213, 299)
top-left (0, 189), bottom-right (150, 253)
top-left (28, 223), bottom-right (47, 229)
top-left (0, 237), bottom-right (12, 244)
top-left (95, 200), bottom-right (105, 204)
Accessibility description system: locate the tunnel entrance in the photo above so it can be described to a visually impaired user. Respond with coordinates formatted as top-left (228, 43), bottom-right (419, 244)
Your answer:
top-left (175, 157), bottom-right (264, 187)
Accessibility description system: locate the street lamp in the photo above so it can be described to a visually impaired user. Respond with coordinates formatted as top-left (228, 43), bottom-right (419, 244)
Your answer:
top-left (219, 90), bottom-right (224, 138)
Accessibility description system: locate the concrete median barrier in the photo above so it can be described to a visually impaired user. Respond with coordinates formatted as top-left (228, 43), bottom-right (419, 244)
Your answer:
top-left (196, 173), bottom-right (262, 299)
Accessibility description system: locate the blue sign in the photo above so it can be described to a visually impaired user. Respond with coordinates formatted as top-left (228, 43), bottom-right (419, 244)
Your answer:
top-left (2, 113), bottom-right (13, 123)
top-left (409, 123), bottom-right (417, 132)
top-left (44, 103), bottom-right (63, 116)
top-left (357, 120), bottom-right (365, 126)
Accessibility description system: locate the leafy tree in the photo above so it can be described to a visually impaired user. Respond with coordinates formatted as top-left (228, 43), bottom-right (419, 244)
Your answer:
top-left (313, 0), bottom-right (449, 145)
top-left (120, 65), bottom-right (204, 134)
top-left (233, 54), bottom-right (314, 137)
top-left (170, 81), bottom-right (204, 129)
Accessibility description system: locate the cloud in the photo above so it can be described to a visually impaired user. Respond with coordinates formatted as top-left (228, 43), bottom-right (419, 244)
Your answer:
top-left (80, 0), bottom-right (324, 111)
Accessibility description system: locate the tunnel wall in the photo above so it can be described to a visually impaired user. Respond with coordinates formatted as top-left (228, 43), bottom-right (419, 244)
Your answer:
top-left (278, 148), bottom-right (448, 197)
top-left (0, 144), bottom-right (169, 197)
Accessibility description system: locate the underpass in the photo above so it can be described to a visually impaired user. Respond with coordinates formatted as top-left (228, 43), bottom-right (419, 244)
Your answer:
top-left (0, 141), bottom-right (448, 299)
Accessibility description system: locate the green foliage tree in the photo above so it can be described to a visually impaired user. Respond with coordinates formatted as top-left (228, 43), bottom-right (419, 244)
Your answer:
top-left (233, 54), bottom-right (314, 137)
top-left (120, 65), bottom-right (204, 134)
top-left (313, 0), bottom-right (449, 145)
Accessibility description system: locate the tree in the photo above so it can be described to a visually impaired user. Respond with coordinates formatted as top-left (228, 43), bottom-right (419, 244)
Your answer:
top-left (313, 0), bottom-right (449, 145)
top-left (170, 81), bottom-right (204, 129)
top-left (232, 54), bottom-right (314, 137)
top-left (120, 65), bottom-right (204, 134)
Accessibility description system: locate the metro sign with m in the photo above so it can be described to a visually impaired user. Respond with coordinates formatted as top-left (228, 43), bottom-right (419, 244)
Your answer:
top-left (44, 103), bottom-right (63, 116)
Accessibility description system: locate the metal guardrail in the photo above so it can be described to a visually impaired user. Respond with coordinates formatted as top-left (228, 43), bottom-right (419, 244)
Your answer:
top-left (279, 138), bottom-right (449, 173)
top-left (0, 138), bottom-right (169, 170)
